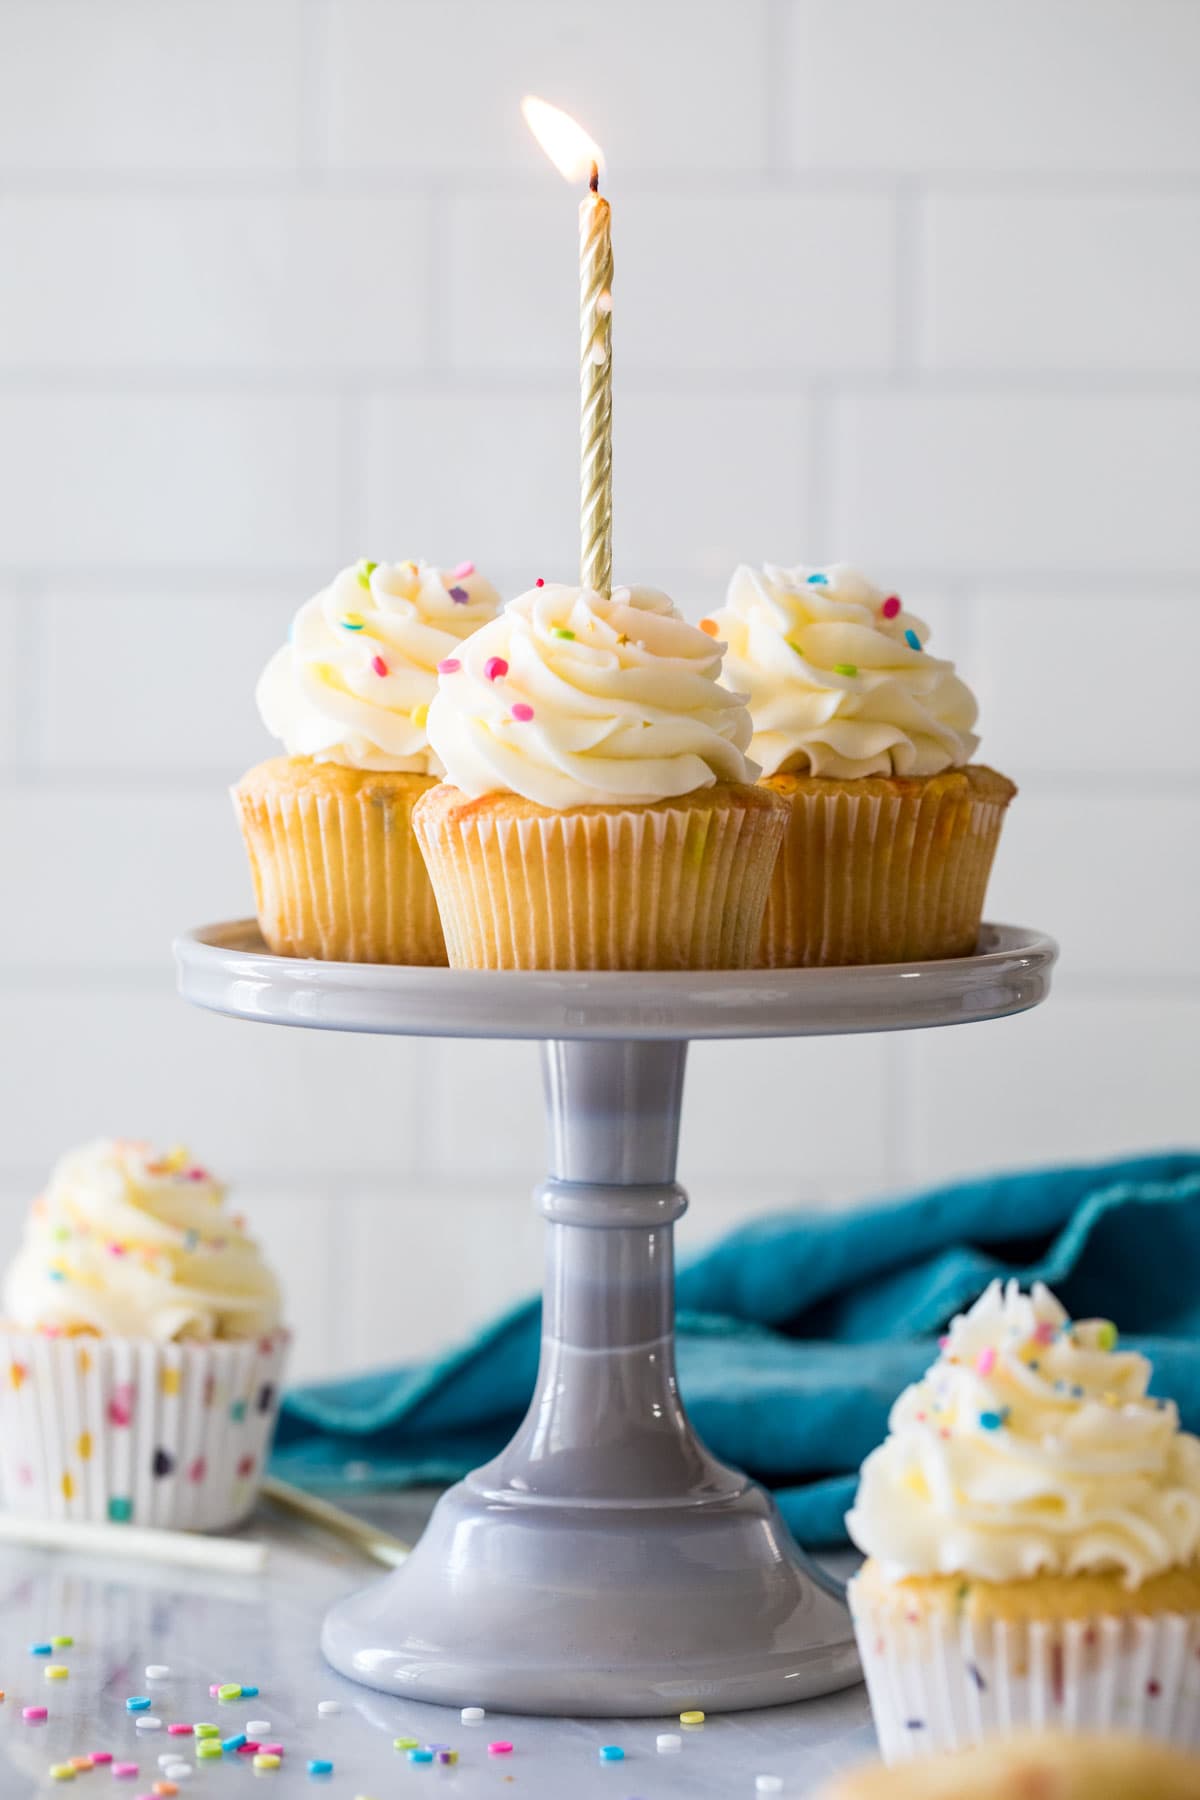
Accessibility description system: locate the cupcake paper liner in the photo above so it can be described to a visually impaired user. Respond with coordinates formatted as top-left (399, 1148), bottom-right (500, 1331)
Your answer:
top-left (414, 787), bottom-right (786, 970)
top-left (851, 1591), bottom-right (1200, 1763)
top-left (760, 766), bottom-right (1015, 967)
top-left (234, 758), bottom-right (446, 964)
top-left (0, 1329), bottom-right (290, 1532)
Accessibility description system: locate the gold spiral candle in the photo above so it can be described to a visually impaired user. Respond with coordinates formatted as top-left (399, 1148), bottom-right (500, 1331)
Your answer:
top-left (579, 165), bottom-right (613, 598)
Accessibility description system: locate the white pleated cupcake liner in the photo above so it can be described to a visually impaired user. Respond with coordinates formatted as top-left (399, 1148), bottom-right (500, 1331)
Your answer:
top-left (0, 1329), bottom-right (290, 1531)
top-left (851, 1587), bottom-right (1200, 1763)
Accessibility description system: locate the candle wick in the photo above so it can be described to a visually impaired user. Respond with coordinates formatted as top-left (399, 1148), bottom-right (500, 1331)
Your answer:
top-left (589, 161), bottom-right (599, 193)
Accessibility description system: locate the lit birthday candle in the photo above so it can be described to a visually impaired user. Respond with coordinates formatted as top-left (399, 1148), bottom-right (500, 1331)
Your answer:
top-left (521, 95), bottom-right (613, 598)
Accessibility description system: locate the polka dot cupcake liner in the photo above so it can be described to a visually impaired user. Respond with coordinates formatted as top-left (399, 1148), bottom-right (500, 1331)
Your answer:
top-left (0, 1328), bottom-right (290, 1530)
top-left (850, 1589), bottom-right (1200, 1764)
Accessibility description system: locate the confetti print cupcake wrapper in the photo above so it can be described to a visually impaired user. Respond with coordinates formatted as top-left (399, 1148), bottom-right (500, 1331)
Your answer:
top-left (234, 757), bottom-right (447, 965)
top-left (759, 765), bottom-right (1015, 967)
top-left (413, 783), bottom-right (787, 971)
top-left (0, 1329), bottom-right (290, 1531)
top-left (850, 1589), bottom-right (1200, 1763)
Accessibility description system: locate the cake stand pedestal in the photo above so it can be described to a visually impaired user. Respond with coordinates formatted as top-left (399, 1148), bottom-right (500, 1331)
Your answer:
top-left (175, 922), bottom-right (1056, 1717)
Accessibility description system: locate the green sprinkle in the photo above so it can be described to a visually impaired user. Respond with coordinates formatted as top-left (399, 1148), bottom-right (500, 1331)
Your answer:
top-left (833, 662), bottom-right (859, 677)
top-left (217, 1684), bottom-right (241, 1702)
top-left (107, 1497), bottom-right (132, 1524)
top-left (355, 558), bottom-right (378, 588)
top-left (50, 1636), bottom-right (72, 1649)
top-left (1096, 1320), bottom-right (1119, 1351)
top-left (197, 1739), bottom-right (223, 1759)
top-left (552, 627), bottom-right (575, 639)
top-left (394, 1737), bottom-right (420, 1751)
top-left (194, 1723), bottom-right (219, 1738)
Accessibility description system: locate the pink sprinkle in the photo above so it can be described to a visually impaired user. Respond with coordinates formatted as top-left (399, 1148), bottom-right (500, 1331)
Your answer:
top-left (484, 656), bottom-right (509, 682)
top-left (488, 1742), bottom-right (514, 1756)
top-left (167, 1723), bottom-right (192, 1736)
top-left (108, 1243), bottom-right (127, 1257)
top-left (209, 1685), bottom-right (220, 1697)
top-left (22, 1705), bottom-right (47, 1722)
top-left (261, 1743), bottom-right (283, 1755)
top-left (187, 1166), bottom-right (208, 1181)
top-left (1033, 1321), bottom-right (1057, 1345)
top-left (534, 578), bottom-right (544, 587)
top-left (371, 654), bottom-right (389, 677)
top-left (437, 658), bottom-right (461, 675)
top-left (882, 595), bottom-right (902, 619)
top-left (237, 1742), bottom-right (260, 1754)
top-left (452, 561), bottom-right (475, 578)
top-left (511, 703), bottom-right (534, 723)
top-left (92, 1753), bottom-right (114, 1765)
top-left (938, 1335), bottom-right (950, 1350)
top-left (112, 1763), bottom-right (139, 1779)
top-left (976, 1347), bottom-right (996, 1376)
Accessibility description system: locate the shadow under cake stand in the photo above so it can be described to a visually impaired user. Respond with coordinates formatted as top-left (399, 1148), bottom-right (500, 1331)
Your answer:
top-left (175, 921), bottom-right (1057, 1718)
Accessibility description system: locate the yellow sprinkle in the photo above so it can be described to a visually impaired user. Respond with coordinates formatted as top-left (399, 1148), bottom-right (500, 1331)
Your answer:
top-left (77, 1432), bottom-right (92, 1461)
top-left (680, 1709), bottom-right (705, 1725)
top-left (254, 1753), bottom-right (281, 1770)
top-left (61, 1472), bottom-right (74, 1501)
top-left (162, 1146), bottom-right (189, 1174)
top-left (45, 1665), bottom-right (69, 1680)
top-left (160, 1368), bottom-right (182, 1398)
top-left (50, 1765), bottom-right (75, 1782)
top-left (77, 1348), bottom-right (92, 1375)
top-left (412, 703), bottom-right (429, 730)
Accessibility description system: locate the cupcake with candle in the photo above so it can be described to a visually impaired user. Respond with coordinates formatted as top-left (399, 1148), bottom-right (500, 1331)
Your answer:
top-left (846, 1280), bottom-right (1200, 1763)
top-left (707, 563), bottom-right (1014, 966)
top-left (234, 557), bottom-right (502, 963)
top-left (411, 580), bottom-right (787, 969)
top-left (0, 1139), bottom-right (289, 1532)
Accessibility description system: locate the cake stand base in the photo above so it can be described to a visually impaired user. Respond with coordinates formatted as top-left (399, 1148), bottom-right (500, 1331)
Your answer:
top-left (320, 1478), bottom-right (856, 1715)
top-left (175, 921), bottom-right (1057, 1718)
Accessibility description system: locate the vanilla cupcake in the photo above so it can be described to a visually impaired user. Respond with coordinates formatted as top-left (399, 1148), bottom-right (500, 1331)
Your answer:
top-left (0, 1140), bottom-right (289, 1531)
top-left (708, 563), bottom-right (1015, 966)
top-left (846, 1281), bottom-right (1200, 1762)
top-left (235, 557), bottom-right (502, 963)
top-left (817, 1733), bottom-right (1200, 1799)
top-left (412, 581), bottom-right (787, 969)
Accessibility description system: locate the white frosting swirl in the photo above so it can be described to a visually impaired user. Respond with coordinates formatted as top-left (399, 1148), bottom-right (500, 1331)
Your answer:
top-left (847, 1281), bottom-right (1200, 1588)
top-left (709, 562), bottom-right (980, 779)
top-left (258, 559), bottom-right (502, 775)
top-left (426, 582), bottom-right (758, 809)
top-left (3, 1141), bottom-right (284, 1343)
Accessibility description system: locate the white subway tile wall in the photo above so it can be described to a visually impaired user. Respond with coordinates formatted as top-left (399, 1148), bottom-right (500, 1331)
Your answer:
top-left (1, 2), bottom-right (1196, 1381)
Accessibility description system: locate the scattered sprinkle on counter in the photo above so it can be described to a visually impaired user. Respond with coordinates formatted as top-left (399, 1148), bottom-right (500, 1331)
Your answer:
top-left (394, 1736), bottom-right (419, 1751)
top-left (407, 1749), bottom-right (434, 1764)
top-left (307, 1757), bottom-right (334, 1775)
top-left (112, 1764), bottom-right (139, 1780)
top-left (46, 1663), bottom-right (70, 1680)
top-left (317, 1699), bottom-right (340, 1715)
top-left (30, 1642), bottom-right (52, 1655)
top-left (253, 1753), bottom-right (281, 1771)
top-left (145, 1666), bottom-right (169, 1680)
top-left (91, 1752), bottom-right (113, 1765)
top-left (679, 1709), bottom-right (706, 1725)
top-left (756, 1779), bottom-right (784, 1794)
top-left (461, 1707), bottom-right (485, 1723)
top-left (239, 1685), bottom-right (259, 1698)
top-left (196, 1740), bottom-right (222, 1760)
top-left (51, 1635), bottom-right (73, 1648)
top-left (23, 1705), bottom-right (47, 1721)
top-left (126, 1697), bottom-right (152, 1712)
top-left (220, 1733), bottom-right (246, 1751)
top-left (599, 1744), bottom-right (625, 1761)
top-left (193, 1723), bottom-right (218, 1738)
top-left (134, 1716), bottom-right (162, 1731)
top-left (657, 1734), bottom-right (682, 1752)
top-left (166, 1724), bottom-right (191, 1736)
top-left (435, 1750), bottom-right (457, 1765)
top-left (216, 1683), bottom-right (241, 1701)
top-left (49, 1765), bottom-right (75, 1782)
top-left (488, 1740), bottom-right (514, 1756)
top-left (247, 1719), bottom-right (270, 1734)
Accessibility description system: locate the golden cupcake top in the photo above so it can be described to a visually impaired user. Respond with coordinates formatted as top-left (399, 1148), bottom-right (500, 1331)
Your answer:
top-left (426, 580), bottom-right (758, 808)
top-left (846, 1280), bottom-right (1200, 1588)
top-left (708, 561), bottom-right (979, 779)
top-left (257, 557), bottom-right (502, 775)
top-left (815, 1732), bottom-right (1200, 1800)
top-left (3, 1140), bottom-right (284, 1343)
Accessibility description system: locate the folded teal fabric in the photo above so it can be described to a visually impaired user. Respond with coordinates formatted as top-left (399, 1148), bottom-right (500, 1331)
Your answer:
top-left (274, 1153), bottom-right (1200, 1545)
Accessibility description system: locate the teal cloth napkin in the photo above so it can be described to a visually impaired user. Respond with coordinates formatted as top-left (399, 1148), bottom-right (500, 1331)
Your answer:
top-left (274, 1153), bottom-right (1200, 1545)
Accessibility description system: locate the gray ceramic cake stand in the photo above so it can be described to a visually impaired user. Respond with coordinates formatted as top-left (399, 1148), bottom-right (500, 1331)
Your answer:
top-left (175, 921), bottom-right (1057, 1717)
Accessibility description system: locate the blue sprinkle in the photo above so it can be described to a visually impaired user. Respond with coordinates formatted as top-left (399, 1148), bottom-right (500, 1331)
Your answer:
top-left (222, 1734), bottom-right (247, 1752)
top-left (29, 1643), bottom-right (52, 1656)
top-left (599, 1745), bottom-right (625, 1761)
top-left (240, 1685), bottom-right (259, 1698)
top-left (307, 1759), bottom-right (334, 1775)
top-left (905, 628), bottom-right (921, 650)
top-left (126, 1696), bottom-right (152, 1711)
top-left (978, 1409), bottom-right (1009, 1431)
top-left (47, 1269), bottom-right (65, 1282)
top-left (905, 1718), bottom-right (925, 1731)
top-left (408, 1749), bottom-right (434, 1764)
top-left (448, 585), bottom-right (470, 604)
top-left (967, 1661), bottom-right (987, 1692)
top-left (806, 572), bottom-right (829, 585)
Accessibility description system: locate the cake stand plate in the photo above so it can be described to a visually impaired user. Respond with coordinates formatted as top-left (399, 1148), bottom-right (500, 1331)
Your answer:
top-left (175, 923), bottom-right (1057, 1717)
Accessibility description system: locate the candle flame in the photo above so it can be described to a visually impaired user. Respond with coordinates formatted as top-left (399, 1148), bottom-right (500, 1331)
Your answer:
top-left (521, 95), bottom-right (605, 185)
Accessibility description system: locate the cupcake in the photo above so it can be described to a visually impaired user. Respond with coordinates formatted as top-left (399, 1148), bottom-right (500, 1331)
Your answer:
top-left (707, 562), bottom-right (1015, 966)
top-left (0, 1140), bottom-right (289, 1531)
top-left (846, 1281), bottom-right (1200, 1762)
top-left (234, 557), bottom-right (502, 963)
top-left (412, 581), bottom-right (787, 970)
top-left (817, 1733), bottom-right (1200, 1799)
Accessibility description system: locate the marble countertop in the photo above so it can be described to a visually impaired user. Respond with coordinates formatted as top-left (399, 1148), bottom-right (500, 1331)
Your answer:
top-left (0, 1491), bottom-right (878, 1797)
